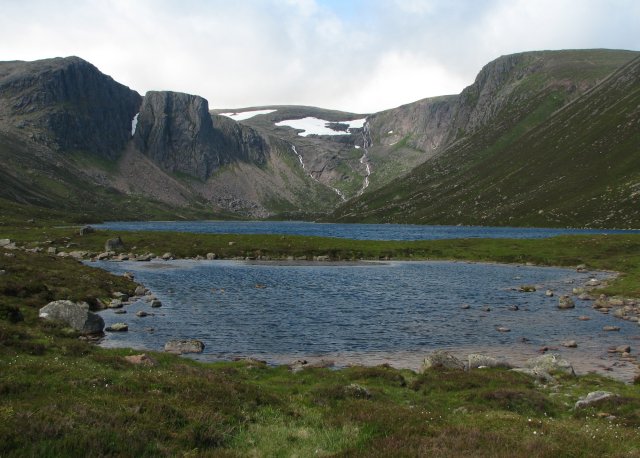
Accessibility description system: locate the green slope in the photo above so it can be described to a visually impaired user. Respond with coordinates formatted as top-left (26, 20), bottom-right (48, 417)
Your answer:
top-left (332, 51), bottom-right (640, 228)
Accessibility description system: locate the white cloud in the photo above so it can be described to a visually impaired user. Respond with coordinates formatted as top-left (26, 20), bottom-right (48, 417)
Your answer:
top-left (0, 0), bottom-right (638, 113)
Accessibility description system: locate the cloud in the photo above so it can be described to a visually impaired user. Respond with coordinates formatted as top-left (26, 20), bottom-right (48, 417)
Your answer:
top-left (0, 0), bottom-right (638, 113)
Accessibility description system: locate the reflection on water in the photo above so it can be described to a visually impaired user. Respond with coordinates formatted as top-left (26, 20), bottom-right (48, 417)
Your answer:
top-left (92, 260), bottom-right (639, 379)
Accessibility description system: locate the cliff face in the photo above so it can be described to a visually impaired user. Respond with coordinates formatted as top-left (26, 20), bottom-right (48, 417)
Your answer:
top-left (133, 91), bottom-right (270, 180)
top-left (0, 56), bottom-right (141, 159)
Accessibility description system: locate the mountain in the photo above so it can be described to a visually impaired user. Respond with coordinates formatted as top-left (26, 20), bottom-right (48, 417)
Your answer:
top-left (331, 50), bottom-right (640, 228)
top-left (1, 50), bottom-right (638, 225)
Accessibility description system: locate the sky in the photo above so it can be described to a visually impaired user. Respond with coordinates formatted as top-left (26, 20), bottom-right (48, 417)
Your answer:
top-left (1, 0), bottom-right (639, 113)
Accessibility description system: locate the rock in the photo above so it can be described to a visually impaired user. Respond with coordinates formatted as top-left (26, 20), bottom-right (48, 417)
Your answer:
top-left (79, 226), bottom-right (95, 236)
top-left (107, 299), bottom-right (123, 309)
top-left (206, 252), bottom-right (217, 260)
top-left (315, 255), bottom-right (330, 261)
top-left (47, 247), bottom-right (57, 255)
top-left (558, 295), bottom-right (575, 309)
top-left (106, 323), bottom-right (128, 332)
top-left (615, 345), bottom-right (631, 353)
top-left (421, 350), bottom-right (465, 372)
top-left (105, 237), bottom-right (124, 251)
top-left (150, 299), bottom-right (162, 308)
top-left (134, 286), bottom-right (146, 296)
top-left (578, 293), bottom-right (592, 301)
top-left (164, 339), bottom-right (205, 354)
top-left (39, 300), bottom-right (104, 334)
top-left (113, 292), bottom-right (129, 302)
top-left (134, 254), bottom-right (153, 262)
top-left (228, 241), bottom-right (236, 246)
top-left (603, 325), bottom-right (621, 332)
top-left (124, 354), bottom-right (157, 366)
top-left (496, 326), bottom-right (511, 332)
top-left (113, 309), bottom-right (127, 314)
top-left (608, 298), bottom-right (625, 307)
top-left (96, 252), bottom-right (112, 260)
top-left (468, 354), bottom-right (512, 369)
top-left (161, 252), bottom-right (173, 260)
top-left (123, 272), bottom-right (135, 280)
top-left (482, 306), bottom-right (491, 312)
top-left (562, 340), bottom-right (578, 348)
top-left (576, 264), bottom-right (588, 272)
top-left (136, 311), bottom-right (149, 317)
top-left (508, 305), bottom-right (519, 311)
top-left (0, 239), bottom-right (11, 247)
top-left (524, 353), bottom-right (575, 376)
top-left (461, 304), bottom-right (470, 309)
top-left (519, 285), bottom-right (536, 292)
top-left (586, 278), bottom-right (601, 287)
top-left (545, 290), bottom-right (554, 297)
top-left (572, 287), bottom-right (585, 295)
top-left (575, 391), bottom-right (617, 409)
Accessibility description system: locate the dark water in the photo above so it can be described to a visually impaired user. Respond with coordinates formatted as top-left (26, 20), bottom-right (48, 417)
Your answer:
top-left (94, 260), bottom-right (638, 371)
top-left (93, 220), bottom-right (638, 241)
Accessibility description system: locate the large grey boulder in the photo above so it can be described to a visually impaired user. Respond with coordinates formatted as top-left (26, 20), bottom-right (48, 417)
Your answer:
top-left (164, 339), bottom-right (205, 354)
top-left (421, 350), bottom-right (465, 372)
top-left (558, 295), bottom-right (575, 309)
top-left (39, 300), bottom-right (104, 334)
top-left (524, 353), bottom-right (575, 376)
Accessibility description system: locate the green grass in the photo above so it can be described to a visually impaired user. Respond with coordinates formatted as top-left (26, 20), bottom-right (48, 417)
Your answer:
top-left (1, 223), bottom-right (640, 456)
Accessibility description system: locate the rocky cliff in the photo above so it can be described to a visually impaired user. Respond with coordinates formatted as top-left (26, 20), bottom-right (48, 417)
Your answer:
top-left (133, 91), bottom-right (270, 180)
top-left (0, 56), bottom-right (141, 159)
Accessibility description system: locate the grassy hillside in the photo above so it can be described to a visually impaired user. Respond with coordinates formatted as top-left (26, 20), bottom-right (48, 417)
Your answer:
top-left (332, 52), bottom-right (640, 228)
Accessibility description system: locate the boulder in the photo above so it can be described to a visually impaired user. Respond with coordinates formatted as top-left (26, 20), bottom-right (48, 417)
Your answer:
top-left (136, 311), bottom-right (149, 317)
top-left (545, 290), bottom-right (554, 297)
top-left (586, 278), bottom-right (601, 287)
top-left (511, 367), bottom-right (554, 382)
top-left (164, 339), bottom-right (205, 354)
top-left (603, 325), bottom-right (621, 332)
top-left (107, 299), bottom-right (123, 309)
top-left (576, 264), bottom-right (588, 272)
top-left (561, 340), bottom-right (578, 348)
top-left (558, 295), bottom-right (575, 309)
top-left (150, 299), bottom-right (162, 308)
top-left (468, 354), bottom-right (512, 369)
top-left (47, 247), bottom-right (57, 255)
top-left (106, 323), bottom-right (128, 332)
top-left (206, 252), bottom-right (217, 260)
top-left (615, 345), bottom-right (631, 353)
top-left (575, 391), bottom-right (617, 409)
top-left (134, 286), bottom-right (146, 296)
top-left (105, 237), bottom-right (124, 251)
top-left (519, 285), bottom-right (536, 292)
top-left (113, 292), bottom-right (129, 302)
top-left (421, 350), bottom-right (465, 372)
top-left (161, 252), bottom-right (173, 260)
top-left (79, 226), bottom-right (95, 236)
top-left (0, 239), bottom-right (11, 247)
top-left (496, 326), bottom-right (511, 332)
top-left (460, 304), bottom-right (470, 309)
top-left (39, 300), bottom-right (104, 334)
top-left (524, 353), bottom-right (575, 376)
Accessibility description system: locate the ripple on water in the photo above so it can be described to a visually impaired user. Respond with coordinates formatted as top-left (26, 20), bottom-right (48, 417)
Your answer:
top-left (93, 260), bottom-right (639, 380)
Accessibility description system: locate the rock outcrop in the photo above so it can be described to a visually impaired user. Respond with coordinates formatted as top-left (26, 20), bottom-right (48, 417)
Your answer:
top-left (0, 56), bottom-right (141, 159)
top-left (164, 339), bottom-right (205, 354)
top-left (133, 91), bottom-right (270, 180)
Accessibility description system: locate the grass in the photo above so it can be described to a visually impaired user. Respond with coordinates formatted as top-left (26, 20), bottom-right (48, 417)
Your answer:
top-left (1, 221), bottom-right (640, 455)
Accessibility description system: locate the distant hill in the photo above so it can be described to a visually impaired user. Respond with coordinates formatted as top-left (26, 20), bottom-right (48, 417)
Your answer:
top-left (330, 49), bottom-right (640, 228)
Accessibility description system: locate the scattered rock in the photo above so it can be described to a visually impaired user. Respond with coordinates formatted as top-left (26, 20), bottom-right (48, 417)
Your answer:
top-left (107, 299), bottom-right (123, 309)
top-left (47, 247), bottom-right (57, 255)
top-left (545, 290), bottom-right (554, 297)
top-left (586, 278), bottom-right (601, 287)
top-left (123, 272), bottom-right (135, 280)
top-left (508, 305), bottom-right (519, 311)
top-left (572, 287), bottom-right (585, 295)
top-left (150, 299), bottom-right (162, 308)
top-left (124, 353), bottom-right (157, 366)
top-left (575, 391), bottom-right (618, 409)
top-left (113, 292), bottom-right (129, 302)
top-left (558, 295), bottom-right (575, 309)
top-left (0, 239), bottom-right (11, 247)
top-left (106, 323), bottom-right (128, 332)
top-left (496, 326), bottom-right (511, 332)
top-left (39, 300), bottom-right (104, 334)
top-left (608, 298), bottom-right (625, 307)
top-left (524, 353), bottom-right (575, 376)
top-left (105, 237), bottom-right (124, 251)
top-left (136, 311), bottom-right (149, 317)
top-left (421, 350), bottom-right (465, 372)
top-left (461, 304), bottom-right (470, 309)
top-left (161, 252), bottom-right (173, 260)
top-left (114, 309), bottom-right (127, 314)
top-left (519, 285), bottom-right (536, 292)
top-left (511, 367), bottom-right (554, 382)
top-left (561, 340), bottom-right (578, 348)
top-left (206, 252), bottom-right (217, 260)
top-left (603, 325), bottom-right (621, 332)
top-left (134, 286), bottom-right (146, 296)
top-left (164, 339), bottom-right (205, 354)
top-left (576, 264), bottom-right (588, 272)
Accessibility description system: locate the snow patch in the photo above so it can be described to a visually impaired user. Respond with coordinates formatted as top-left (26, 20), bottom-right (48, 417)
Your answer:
top-left (275, 117), bottom-right (367, 137)
top-left (131, 113), bottom-right (139, 136)
top-left (219, 109), bottom-right (277, 121)
top-left (355, 145), bottom-right (361, 149)
top-left (388, 130), bottom-right (394, 134)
